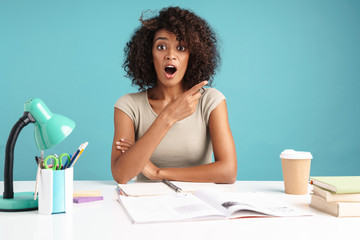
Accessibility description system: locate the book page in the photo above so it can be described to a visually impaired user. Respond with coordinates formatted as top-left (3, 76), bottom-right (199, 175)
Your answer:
top-left (170, 181), bottom-right (227, 193)
top-left (119, 193), bottom-right (225, 223)
top-left (118, 181), bottom-right (228, 196)
top-left (195, 189), bottom-right (311, 218)
top-left (118, 182), bottom-right (174, 196)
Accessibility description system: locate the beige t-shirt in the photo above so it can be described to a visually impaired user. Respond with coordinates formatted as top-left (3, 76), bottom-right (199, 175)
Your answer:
top-left (114, 88), bottom-right (225, 181)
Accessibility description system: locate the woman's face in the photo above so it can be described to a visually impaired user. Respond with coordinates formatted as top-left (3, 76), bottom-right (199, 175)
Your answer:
top-left (152, 29), bottom-right (189, 89)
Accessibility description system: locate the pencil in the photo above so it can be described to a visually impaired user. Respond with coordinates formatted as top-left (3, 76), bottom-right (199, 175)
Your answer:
top-left (71, 142), bottom-right (88, 167)
top-left (67, 143), bottom-right (83, 168)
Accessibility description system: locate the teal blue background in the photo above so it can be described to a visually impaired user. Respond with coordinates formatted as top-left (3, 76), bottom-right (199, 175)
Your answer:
top-left (1, 0), bottom-right (359, 181)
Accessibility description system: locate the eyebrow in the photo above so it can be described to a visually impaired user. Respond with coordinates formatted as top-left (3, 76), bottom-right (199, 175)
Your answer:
top-left (154, 37), bottom-right (168, 42)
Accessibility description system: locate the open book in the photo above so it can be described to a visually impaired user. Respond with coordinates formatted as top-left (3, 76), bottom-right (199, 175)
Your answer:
top-left (118, 188), bottom-right (311, 224)
top-left (117, 181), bottom-right (225, 196)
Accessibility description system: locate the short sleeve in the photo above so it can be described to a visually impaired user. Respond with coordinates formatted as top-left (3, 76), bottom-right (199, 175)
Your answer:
top-left (200, 88), bottom-right (226, 124)
top-left (114, 94), bottom-right (137, 124)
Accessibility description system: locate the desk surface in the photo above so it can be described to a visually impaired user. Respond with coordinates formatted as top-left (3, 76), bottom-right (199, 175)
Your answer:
top-left (1, 181), bottom-right (359, 240)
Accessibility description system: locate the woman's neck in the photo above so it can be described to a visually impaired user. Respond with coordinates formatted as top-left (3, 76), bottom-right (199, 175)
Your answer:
top-left (148, 83), bottom-right (185, 102)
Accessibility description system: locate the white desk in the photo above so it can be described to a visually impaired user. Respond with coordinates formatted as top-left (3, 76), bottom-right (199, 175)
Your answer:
top-left (1, 181), bottom-right (359, 240)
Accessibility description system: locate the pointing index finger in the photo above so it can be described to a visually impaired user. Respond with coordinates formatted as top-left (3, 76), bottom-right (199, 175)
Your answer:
top-left (188, 81), bottom-right (208, 95)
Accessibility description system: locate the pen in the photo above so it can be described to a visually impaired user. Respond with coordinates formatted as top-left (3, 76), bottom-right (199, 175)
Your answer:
top-left (116, 186), bottom-right (122, 196)
top-left (116, 186), bottom-right (127, 196)
top-left (71, 142), bottom-right (88, 167)
top-left (67, 143), bottom-right (83, 168)
top-left (162, 179), bottom-right (182, 193)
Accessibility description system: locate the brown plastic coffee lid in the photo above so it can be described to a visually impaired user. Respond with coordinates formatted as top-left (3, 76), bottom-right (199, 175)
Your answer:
top-left (280, 149), bottom-right (313, 159)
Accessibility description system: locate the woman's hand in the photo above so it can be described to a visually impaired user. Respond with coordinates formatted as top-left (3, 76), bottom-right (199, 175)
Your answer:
top-left (115, 138), bottom-right (134, 153)
top-left (116, 139), bottom-right (161, 180)
top-left (141, 161), bottom-right (161, 180)
top-left (160, 81), bottom-right (208, 125)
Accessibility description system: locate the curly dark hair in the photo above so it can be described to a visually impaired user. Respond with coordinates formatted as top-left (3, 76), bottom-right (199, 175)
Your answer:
top-left (123, 6), bottom-right (221, 91)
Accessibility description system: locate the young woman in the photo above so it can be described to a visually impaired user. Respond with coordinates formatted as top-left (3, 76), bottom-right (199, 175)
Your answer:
top-left (111, 6), bottom-right (237, 184)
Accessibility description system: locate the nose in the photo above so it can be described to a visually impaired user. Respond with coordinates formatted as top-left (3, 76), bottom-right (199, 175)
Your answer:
top-left (166, 48), bottom-right (177, 60)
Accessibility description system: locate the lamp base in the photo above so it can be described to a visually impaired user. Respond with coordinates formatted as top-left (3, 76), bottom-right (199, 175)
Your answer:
top-left (0, 192), bottom-right (38, 211)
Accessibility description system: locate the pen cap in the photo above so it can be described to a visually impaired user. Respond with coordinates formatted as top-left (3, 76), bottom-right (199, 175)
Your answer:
top-left (280, 149), bottom-right (313, 160)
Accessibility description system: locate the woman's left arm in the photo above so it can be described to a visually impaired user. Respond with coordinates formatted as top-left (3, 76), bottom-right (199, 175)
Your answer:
top-left (141, 99), bottom-right (237, 183)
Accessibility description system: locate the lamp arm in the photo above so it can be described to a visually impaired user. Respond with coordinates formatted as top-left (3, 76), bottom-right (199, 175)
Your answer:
top-left (3, 112), bottom-right (35, 199)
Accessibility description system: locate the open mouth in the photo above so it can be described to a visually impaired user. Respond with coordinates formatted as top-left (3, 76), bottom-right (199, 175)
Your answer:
top-left (164, 65), bottom-right (177, 78)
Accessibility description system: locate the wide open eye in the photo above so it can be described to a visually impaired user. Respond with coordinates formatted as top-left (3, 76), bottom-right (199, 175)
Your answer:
top-left (177, 45), bottom-right (186, 51)
top-left (157, 45), bottom-right (166, 50)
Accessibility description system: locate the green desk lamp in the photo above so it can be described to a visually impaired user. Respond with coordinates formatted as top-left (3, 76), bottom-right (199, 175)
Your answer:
top-left (0, 98), bottom-right (75, 211)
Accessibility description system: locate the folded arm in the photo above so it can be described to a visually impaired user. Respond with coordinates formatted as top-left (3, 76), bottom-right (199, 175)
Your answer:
top-left (111, 81), bottom-right (208, 184)
top-left (141, 100), bottom-right (237, 183)
top-left (114, 99), bottom-right (237, 184)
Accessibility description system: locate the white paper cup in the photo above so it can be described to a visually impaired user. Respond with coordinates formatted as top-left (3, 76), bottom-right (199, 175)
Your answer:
top-left (280, 149), bottom-right (312, 195)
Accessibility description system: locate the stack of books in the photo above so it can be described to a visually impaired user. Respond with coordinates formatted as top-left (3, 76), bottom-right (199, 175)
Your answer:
top-left (309, 176), bottom-right (360, 217)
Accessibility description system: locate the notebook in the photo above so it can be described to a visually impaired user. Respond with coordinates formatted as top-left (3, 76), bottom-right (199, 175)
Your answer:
top-left (311, 185), bottom-right (360, 202)
top-left (310, 176), bottom-right (360, 193)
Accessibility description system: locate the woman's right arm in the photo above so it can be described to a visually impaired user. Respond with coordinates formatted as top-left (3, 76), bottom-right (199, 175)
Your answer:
top-left (111, 108), bottom-right (172, 184)
top-left (111, 81), bottom-right (208, 184)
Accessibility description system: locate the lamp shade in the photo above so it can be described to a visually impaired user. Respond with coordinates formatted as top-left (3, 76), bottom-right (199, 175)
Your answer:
top-left (24, 98), bottom-right (76, 150)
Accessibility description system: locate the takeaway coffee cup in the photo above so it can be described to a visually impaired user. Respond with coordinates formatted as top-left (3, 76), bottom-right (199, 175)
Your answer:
top-left (280, 149), bottom-right (313, 195)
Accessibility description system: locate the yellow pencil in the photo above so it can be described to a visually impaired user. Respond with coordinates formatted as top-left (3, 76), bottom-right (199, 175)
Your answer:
top-left (72, 142), bottom-right (88, 167)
